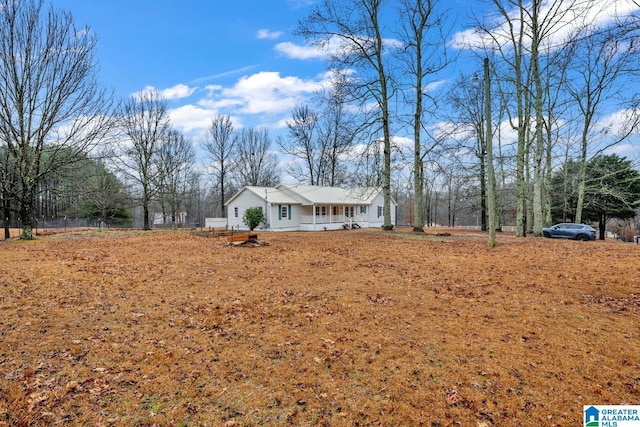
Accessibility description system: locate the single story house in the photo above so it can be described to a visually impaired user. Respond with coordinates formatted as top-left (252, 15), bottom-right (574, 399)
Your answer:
top-left (225, 184), bottom-right (396, 231)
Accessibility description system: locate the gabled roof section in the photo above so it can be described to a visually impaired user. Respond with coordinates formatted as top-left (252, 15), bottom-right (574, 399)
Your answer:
top-left (277, 185), bottom-right (382, 205)
top-left (226, 185), bottom-right (389, 206)
top-left (248, 186), bottom-right (300, 204)
top-left (225, 186), bottom-right (300, 205)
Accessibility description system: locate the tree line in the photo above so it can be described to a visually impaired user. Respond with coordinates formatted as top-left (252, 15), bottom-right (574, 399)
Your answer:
top-left (1, 0), bottom-right (640, 240)
top-left (294, 0), bottom-right (640, 241)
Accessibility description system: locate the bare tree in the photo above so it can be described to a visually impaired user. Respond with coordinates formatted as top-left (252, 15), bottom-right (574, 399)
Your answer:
top-left (280, 73), bottom-right (357, 187)
top-left (232, 128), bottom-right (280, 187)
top-left (476, 0), bottom-right (591, 236)
top-left (0, 145), bottom-right (18, 238)
top-left (396, 0), bottom-right (451, 232)
top-left (279, 104), bottom-right (323, 185)
top-left (316, 72), bottom-right (357, 187)
top-left (76, 159), bottom-right (130, 223)
top-left (565, 25), bottom-right (640, 223)
top-left (156, 129), bottom-right (195, 228)
top-left (447, 72), bottom-right (489, 230)
top-left (0, 0), bottom-right (113, 239)
top-left (523, 0), bottom-right (594, 237)
top-left (297, 0), bottom-right (395, 229)
top-left (202, 115), bottom-right (235, 217)
top-left (115, 90), bottom-right (170, 230)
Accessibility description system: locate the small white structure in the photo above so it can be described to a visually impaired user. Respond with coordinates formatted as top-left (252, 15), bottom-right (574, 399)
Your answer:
top-left (205, 218), bottom-right (228, 228)
top-left (225, 184), bottom-right (396, 231)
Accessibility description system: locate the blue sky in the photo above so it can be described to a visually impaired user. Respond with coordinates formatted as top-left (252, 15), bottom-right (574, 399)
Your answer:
top-left (49, 0), bottom-right (640, 164)
top-left (50, 0), bottom-right (342, 135)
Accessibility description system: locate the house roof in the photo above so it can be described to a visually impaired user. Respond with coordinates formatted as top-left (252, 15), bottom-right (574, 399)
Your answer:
top-left (277, 185), bottom-right (380, 205)
top-left (226, 185), bottom-right (389, 206)
top-left (244, 186), bottom-right (300, 204)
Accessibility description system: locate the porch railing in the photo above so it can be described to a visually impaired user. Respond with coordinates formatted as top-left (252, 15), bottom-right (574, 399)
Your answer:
top-left (299, 214), bottom-right (367, 226)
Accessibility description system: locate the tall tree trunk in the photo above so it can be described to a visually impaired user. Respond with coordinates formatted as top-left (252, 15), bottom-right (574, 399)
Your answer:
top-left (19, 183), bottom-right (35, 239)
top-left (142, 180), bottom-right (151, 230)
top-left (480, 155), bottom-right (487, 231)
top-left (598, 214), bottom-right (606, 240)
top-left (484, 58), bottom-right (497, 247)
top-left (143, 201), bottom-right (150, 231)
top-left (380, 65), bottom-right (393, 231)
top-left (530, 0), bottom-right (545, 237)
top-left (544, 121), bottom-right (553, 226)
top-left (221, 173), bottom-right (226, 218)
top-left (3, 189), bottom-right (10, 239)
top-left (413, 155), bottom-right (424, 232)
top-left (575, 127), bottom-right (589, 224)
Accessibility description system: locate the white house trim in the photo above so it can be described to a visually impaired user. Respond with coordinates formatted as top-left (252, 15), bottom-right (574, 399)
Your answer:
top-left (225, 185), bottom-right (396, 231)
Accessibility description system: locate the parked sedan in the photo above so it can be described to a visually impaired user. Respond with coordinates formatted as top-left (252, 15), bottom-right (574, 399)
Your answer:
top-left (542, 223), bottom-right (597, 241)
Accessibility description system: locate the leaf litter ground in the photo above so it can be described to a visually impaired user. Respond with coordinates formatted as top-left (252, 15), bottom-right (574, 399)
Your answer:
top-left (0, 228), bottom-right (639, 426)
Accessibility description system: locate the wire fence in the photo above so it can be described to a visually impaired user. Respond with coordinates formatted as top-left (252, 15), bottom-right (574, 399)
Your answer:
top-left (4, 218), bottom-right (136, 231)
top-left (2, 217), bottom-right (204, 232)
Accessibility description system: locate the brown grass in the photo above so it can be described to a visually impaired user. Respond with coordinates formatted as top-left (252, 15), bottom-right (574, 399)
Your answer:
top-left (0, 228), bottom-right (638, 426)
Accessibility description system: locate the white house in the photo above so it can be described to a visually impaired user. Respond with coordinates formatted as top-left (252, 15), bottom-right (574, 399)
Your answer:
top-left (225, 184), bottom-right (396, 231)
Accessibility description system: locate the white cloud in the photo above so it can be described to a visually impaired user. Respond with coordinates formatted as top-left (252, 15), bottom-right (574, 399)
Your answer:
top-left (131, 84), bottom-right (196, 101)
top-left (594, 108), bottom-right (640, 137)
top-left (450, 0), bottom-right (640, 52)
top-left (275, 41), bottom-right (326, 59)
top-left (276, 34), bottom-right (403, 60)
top-left (168, 104), bottom-right (218, 133)
top-left (425, 79), bottom-right (448, 93)
top-left (144, 71), bottom-right (333, 134)
top-left (287, 0), bottom-right (316, 9)
top-left (391, 136), bottom-right (414, 151)
top-left (161, 83), bottom-right (197, 100)
top-left (199, 71), bottom-right (324, 116)
top-left (606, 142), bottom-right (639, 157)
top-left (257, 29), bottom-right (284, 40)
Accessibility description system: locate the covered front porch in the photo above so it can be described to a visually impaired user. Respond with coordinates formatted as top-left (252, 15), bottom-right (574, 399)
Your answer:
top-left (298, 204), bottom-right (369, 231)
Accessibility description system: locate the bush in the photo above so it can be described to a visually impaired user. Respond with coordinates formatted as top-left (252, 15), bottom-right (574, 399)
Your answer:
top-left (243, 207), bottom-right (265, 231)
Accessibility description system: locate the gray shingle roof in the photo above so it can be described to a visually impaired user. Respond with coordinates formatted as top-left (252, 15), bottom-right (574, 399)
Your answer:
top-left (226, 185), bottom-right (384, 206)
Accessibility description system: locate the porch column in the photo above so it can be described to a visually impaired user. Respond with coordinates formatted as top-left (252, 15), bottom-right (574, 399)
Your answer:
top-left (313, 203), bottom-right (316, 231)
top-left (264, 189), bottom-right (269, 228)
top-left (266, 203), bottom-right (271, 228)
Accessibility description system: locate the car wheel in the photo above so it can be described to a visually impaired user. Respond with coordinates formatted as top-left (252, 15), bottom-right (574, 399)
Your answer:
top-left (576, 234), bottom-right (590, 241)
top-left (543, 231), bottom-right (550, 238)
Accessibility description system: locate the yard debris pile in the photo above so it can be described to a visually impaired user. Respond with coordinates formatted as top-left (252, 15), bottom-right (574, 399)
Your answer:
top-left (226, 233), bottom-right (269, 247)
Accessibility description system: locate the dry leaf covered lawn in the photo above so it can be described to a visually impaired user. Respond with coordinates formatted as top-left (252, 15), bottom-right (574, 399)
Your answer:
top-left (0, 228), bottom-right (639, 426)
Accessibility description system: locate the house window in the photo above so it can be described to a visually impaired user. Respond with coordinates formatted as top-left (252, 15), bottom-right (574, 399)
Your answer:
top-left (281, 205), bottom-right (288, 219)
top-left (315, 206), bottom-right (320, 216)
top-left (377, 206), bottom-right (382, 218)
top-left (345, 206), bottom-right (354, 218)
top-left (321, 206), bottom-right (326, 216)
top-left (234, 207), bottom-right (239, 218)
top-left (360, 205), bottom-right (366, 214)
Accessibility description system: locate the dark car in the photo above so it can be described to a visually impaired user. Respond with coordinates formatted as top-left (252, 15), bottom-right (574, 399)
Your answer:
top-left (542, 223), bottom-right (596, 241)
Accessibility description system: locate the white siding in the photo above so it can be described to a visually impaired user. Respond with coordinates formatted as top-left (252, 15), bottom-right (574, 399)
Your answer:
top-left (368, 193), bottom-right (395, 227)
top-left (267, 203), bottom-right (302, 231)
top-left (227, 190), bottom-right (267, 231)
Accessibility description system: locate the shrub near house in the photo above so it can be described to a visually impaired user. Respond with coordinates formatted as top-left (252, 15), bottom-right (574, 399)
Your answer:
top-left (243, 207), bottom-right (265, 231)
